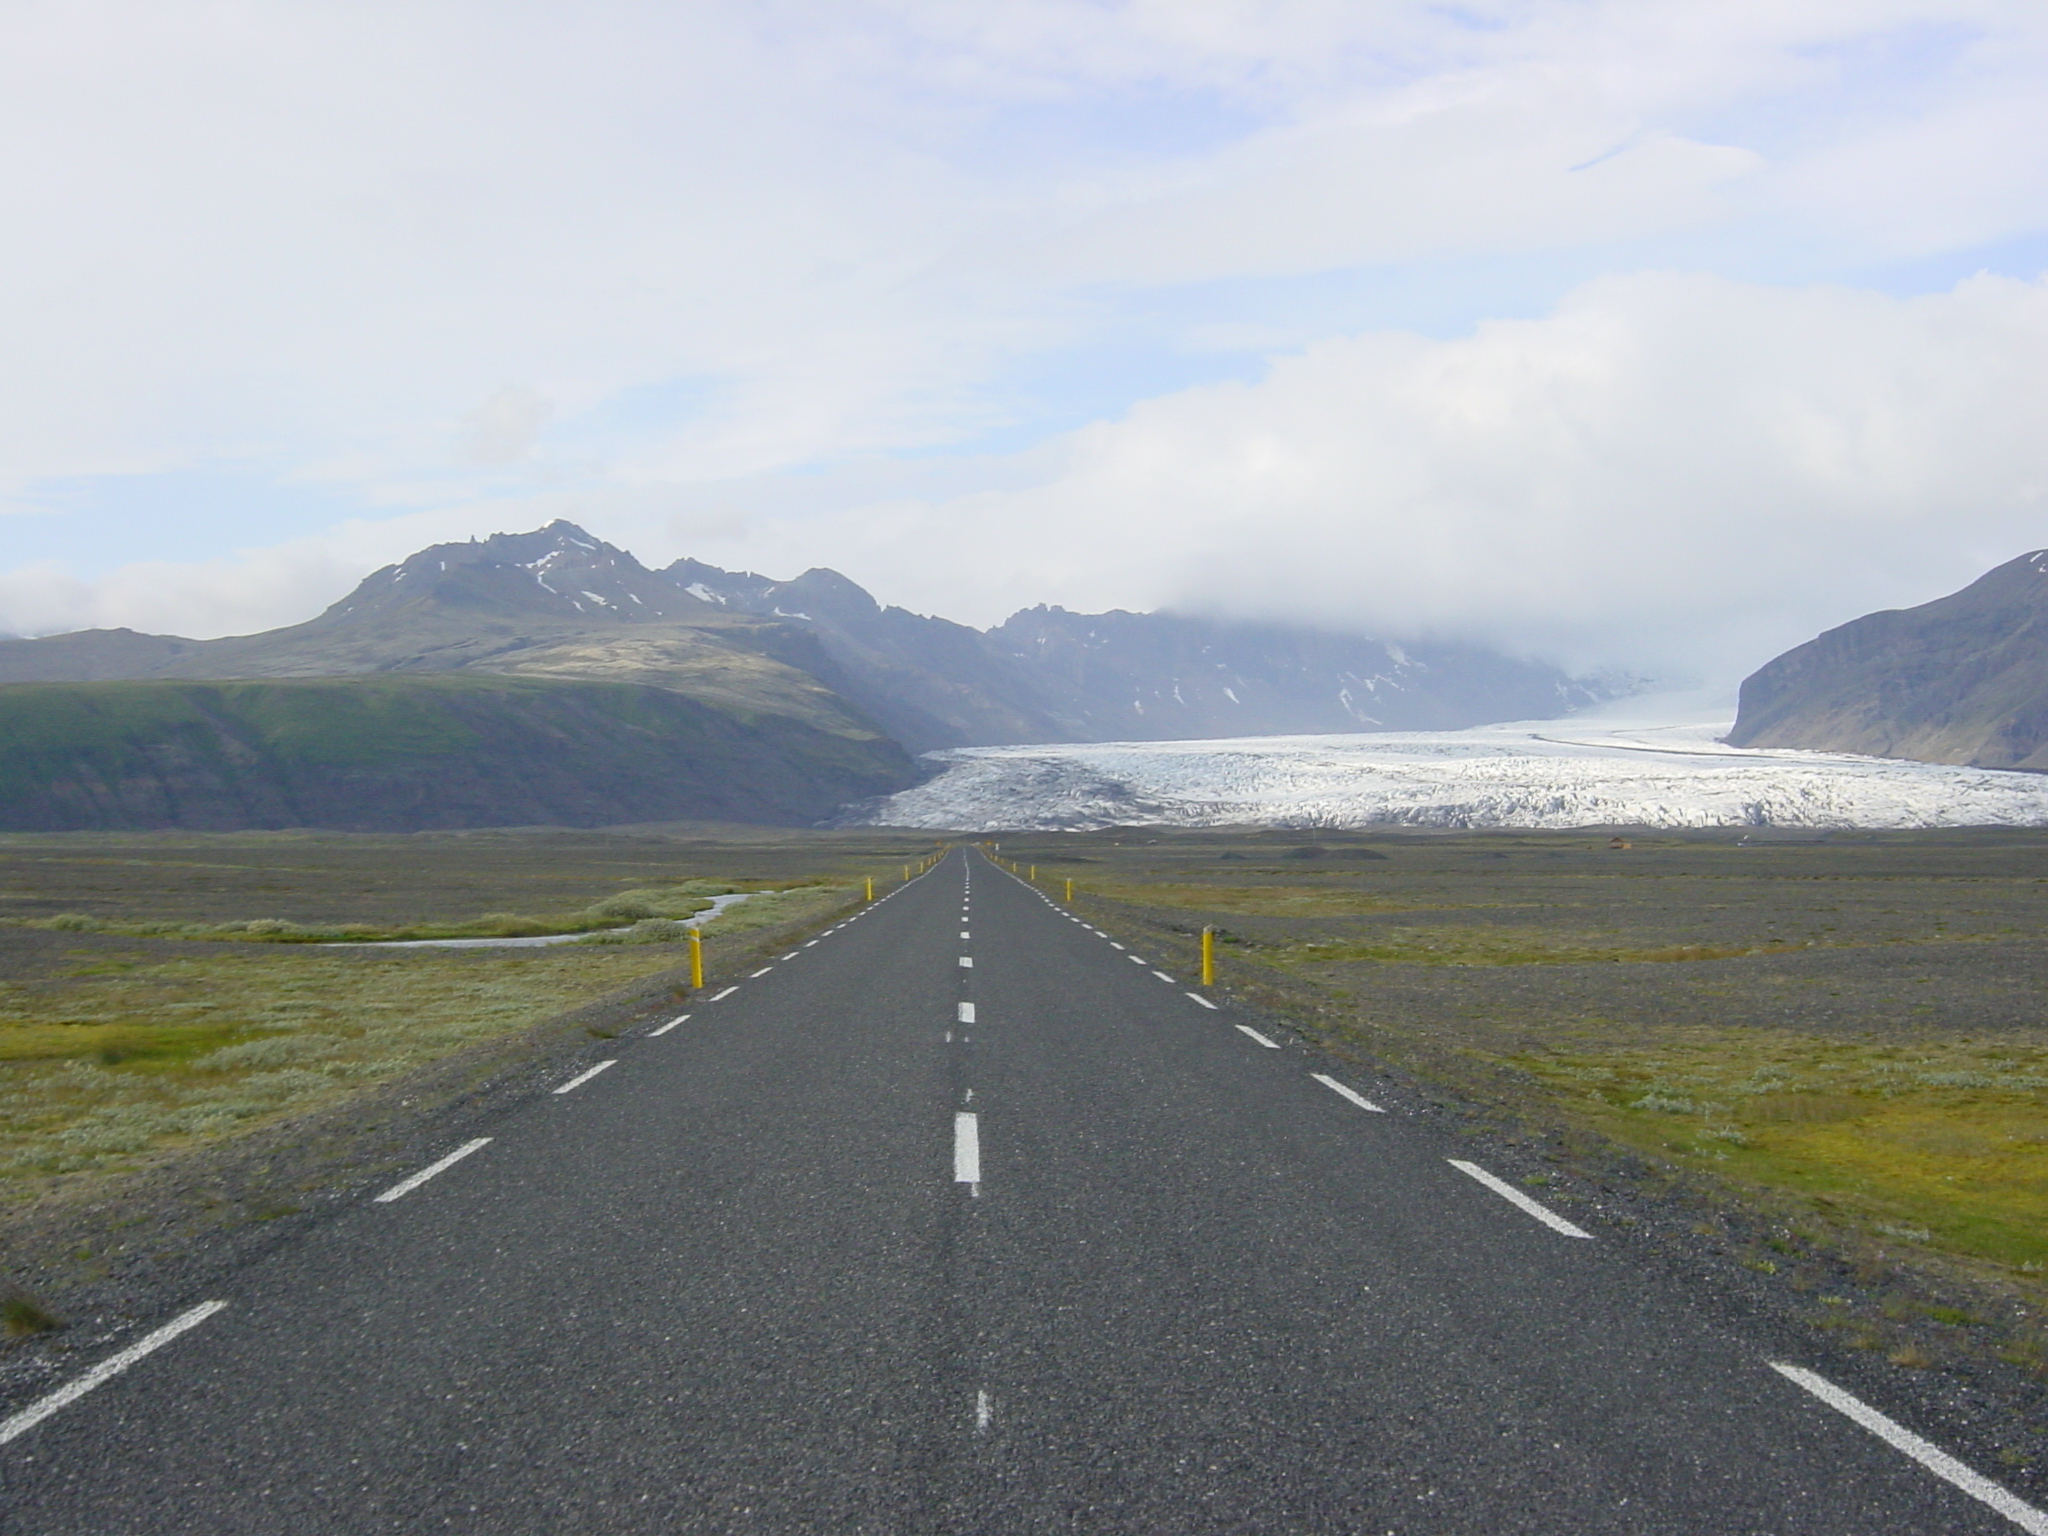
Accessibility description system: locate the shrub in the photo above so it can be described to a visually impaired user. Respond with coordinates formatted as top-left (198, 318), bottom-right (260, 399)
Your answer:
top-left (578, 918), bottom-right (688, 946)
top-left (1631, 1093), bottom-right (1698, 1114)
top-left (2, 1290), bottom-right (62, 1337)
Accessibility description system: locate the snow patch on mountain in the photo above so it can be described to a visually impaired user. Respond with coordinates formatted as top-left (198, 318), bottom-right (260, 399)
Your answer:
top-left (846, 720), bottom-right (2048, 831)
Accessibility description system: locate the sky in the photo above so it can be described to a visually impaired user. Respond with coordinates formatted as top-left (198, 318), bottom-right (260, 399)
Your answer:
top-left (1, 0), bottom-right (2045, 689)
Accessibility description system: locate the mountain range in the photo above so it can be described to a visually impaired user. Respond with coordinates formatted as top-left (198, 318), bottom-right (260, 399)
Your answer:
top-left (0, 521), bottom-right (1611, 830)
top-left (1728, 549), bottom-right (2048, 771)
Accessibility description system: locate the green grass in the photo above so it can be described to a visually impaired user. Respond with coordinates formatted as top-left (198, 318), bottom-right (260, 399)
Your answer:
top-left (1512, 1032), bottom-right (2048, 1271)
top-left (0, 947), bottom-right (671, 1186)
top-left (0, 880), bottom-right (856, 1195)
top-left (1270, 928), bottom-right (1772, 967)
top-left (1, 1291), bottom-right (61, 1336)
top-left (1071, 880), bottom-right (1460, 918)
top-left (12, 878), bottom-right (785, 943)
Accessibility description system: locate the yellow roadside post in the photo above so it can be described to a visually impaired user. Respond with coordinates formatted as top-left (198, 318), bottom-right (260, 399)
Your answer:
top-left (903, 864), bottom-right (911, 882)
top-left (865, 876), bottom-right (874, 901)
top-left (1064, 878), bottom-right (1073, 901)
top-left (1201, 926), bottom-right (1215, 987)
top-left (1029, 865), bottom-right (1036, 881)
top-left (689, 928), bottom-right (705, 990)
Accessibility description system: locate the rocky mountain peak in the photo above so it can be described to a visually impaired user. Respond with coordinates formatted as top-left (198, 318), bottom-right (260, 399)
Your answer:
top-left (663, 559), bottom-right (880, 626)
top-left (322, 520), bottom-right (713, 626)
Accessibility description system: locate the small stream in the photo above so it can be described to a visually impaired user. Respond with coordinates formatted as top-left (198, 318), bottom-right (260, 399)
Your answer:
top-left (325, 890), bottom-right (767, 949)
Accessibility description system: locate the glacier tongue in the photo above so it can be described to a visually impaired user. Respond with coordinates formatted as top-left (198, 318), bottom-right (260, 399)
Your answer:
top-left (847, 721), bottom-right (2048, 831)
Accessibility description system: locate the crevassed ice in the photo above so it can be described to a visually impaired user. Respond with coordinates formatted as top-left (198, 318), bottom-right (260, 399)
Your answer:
top-left (844, 721), bottom-right (2048, 832)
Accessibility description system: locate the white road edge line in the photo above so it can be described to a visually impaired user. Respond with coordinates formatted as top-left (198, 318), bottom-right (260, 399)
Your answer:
top-left (1311, 1073), bottom-right (1386, 1113)
top-left (710, 986), bottom-right (738, 1001)
top-left (554, 1060), bottom-right (617, 1095)
top-left (1152, 971), bottom-right (1174, 982)
top-left (649, 1013), bottom-right (691, 1036)
top-left (954, 1111), bottom-right (981, 1186)
top-left (1235, 1025), bottom-right (1281, 1049)
top-left (750, 967), bottom-right (773, 978)
top-left (375, 1138), bottom-right (493, 1201)
top-left (0, 1301), bottom-right (228, 1446)
top-left (958, 1002), bottom-right (976, 1024)
top-left (1770, 1362), bottom-right (2048, 1533)
top-left (1447, 1159), bottom-right (1592, 1238)
top-left (1186, 993), bottom-right (1218, 1009)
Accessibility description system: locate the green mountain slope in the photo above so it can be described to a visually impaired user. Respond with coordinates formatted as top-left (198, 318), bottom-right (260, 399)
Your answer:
top-left (0, 676), bottom-right (918, 832)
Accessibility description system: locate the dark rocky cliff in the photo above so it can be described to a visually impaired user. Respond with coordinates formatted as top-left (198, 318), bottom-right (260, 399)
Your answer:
top-left (1727, 551), bottom-right (2048, 769)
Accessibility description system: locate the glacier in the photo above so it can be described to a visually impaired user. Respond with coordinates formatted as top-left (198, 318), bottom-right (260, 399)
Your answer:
top-left (846, 718), bottom-right (2048, 832)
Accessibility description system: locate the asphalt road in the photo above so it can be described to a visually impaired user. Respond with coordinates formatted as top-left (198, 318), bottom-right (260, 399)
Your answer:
top-left (2, 847), bottom-right (2041, 1533)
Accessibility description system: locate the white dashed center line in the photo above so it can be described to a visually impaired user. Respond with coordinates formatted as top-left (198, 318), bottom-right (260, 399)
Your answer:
top-left (959, 956), bottom-right (974, 968)
top-left (1770, 1363), bottom-right (2048, 1533)
top-left (1235, 1025), bottom-right (1281, 1049)
top-left (958, 1002), bottom-right (976, 1024)
top-left (1311, 1073), bottom-right (1386, 1113)
top-left (554, 1060), bottom-right (617, 1095)
top-left (374, 1138), bottom-right (493, 1202)
top-left (0, 1301), bottom-right (229, 1446)
top-left (954, 1112), bottom-right (981, 1188)
top-left (1447, 1160), bottom-right (1592, 1238)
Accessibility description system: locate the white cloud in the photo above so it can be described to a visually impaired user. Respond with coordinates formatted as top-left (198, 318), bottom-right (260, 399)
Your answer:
top-left (460, 387), bottom-right (554, 465)
top-left (815, 269), bottom-right (2048, 680)
top-left (1000, 85), bottom-right (1764, 286)
top-left (0, 1), bottom-right (2040, 504)
top-left (0, 502), bottom-right (543, 640)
